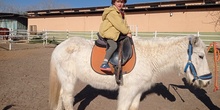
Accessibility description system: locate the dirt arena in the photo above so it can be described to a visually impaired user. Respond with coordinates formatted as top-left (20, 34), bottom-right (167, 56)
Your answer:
top-left (0, 43), bottom-right (220, 110)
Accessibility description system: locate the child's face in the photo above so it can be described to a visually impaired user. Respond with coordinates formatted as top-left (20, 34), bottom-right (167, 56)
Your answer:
top-left (114, 0), bottom-right (125, 10)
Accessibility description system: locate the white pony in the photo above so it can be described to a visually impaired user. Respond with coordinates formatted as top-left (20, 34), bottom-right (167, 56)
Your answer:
top-left (49, 35), bottom-right (212, 110)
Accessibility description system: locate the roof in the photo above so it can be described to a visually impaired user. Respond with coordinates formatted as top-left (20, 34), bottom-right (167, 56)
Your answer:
top-left (0, 13), bottom-right (27, 18)
top-left (27, 0), bottom-right (220, 17)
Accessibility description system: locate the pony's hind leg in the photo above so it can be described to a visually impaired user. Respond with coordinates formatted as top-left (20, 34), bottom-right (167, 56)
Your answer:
top-left (58, 71), bottom-right (77, 110)
top-left (61, 87), bottom-right (74, 110)
top-left (56, 89), bottom-right (64, 110)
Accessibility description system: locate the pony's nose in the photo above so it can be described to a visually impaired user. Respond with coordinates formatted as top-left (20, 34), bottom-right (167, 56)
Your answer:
top-left (199, 80), bottom-right (210, 87)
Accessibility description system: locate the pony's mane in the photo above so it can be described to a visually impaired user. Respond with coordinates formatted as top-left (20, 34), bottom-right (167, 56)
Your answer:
top-left (132, 36), bottom-right (190, 76)
top-left (134, 35), bottom-right (205, 48)
top-left (133, 36), bottom-right (189, 48)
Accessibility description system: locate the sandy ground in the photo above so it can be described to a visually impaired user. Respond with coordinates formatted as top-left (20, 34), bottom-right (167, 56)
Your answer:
top-left (0, 43), bottom-right (220, 110)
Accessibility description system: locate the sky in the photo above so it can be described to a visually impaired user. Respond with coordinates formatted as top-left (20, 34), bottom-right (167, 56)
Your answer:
top-left (8, 0), bottom-right (165, 8)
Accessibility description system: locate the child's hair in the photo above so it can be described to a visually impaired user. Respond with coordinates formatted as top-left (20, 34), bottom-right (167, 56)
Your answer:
top-left (111, 0), bottom-right (127, 5)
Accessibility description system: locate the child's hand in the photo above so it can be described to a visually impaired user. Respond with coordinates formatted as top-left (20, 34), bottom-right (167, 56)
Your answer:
top-left (127, 33), bottom-right (132, 38)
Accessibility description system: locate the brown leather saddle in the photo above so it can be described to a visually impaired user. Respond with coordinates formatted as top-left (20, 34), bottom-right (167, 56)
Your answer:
top-left (91, 33), bottom-right (136, 85)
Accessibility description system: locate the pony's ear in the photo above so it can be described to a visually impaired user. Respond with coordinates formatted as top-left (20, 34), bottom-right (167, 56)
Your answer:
top-left (190, 36), bottom-right (200, 47)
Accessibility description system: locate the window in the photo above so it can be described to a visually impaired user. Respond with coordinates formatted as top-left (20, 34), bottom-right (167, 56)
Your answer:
top-left (29, 25), bottom-right (37, 35)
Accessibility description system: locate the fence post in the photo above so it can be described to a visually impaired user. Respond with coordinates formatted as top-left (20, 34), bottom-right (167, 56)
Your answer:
top-left (8, 38), bottom-right (12, 51)
top-left (66, 30), bottom-right (69, 39)
top-left (9, 42), bottom-right (11, 50)
top-left (43, 30), bottom-right (48, 46)
top-left (45, 31), bottom-right (48, 45)
top-left (42, 29), bottom-right (44, 45)
top-left (91, 31), bottom-right (94, 40)
top-left (135, 26), bottom-right (138, 37)
top-left (27, 30), bottom-right (30, 43)
top-left (154, 31), bottom-right (157, 38)
top-left (197, 31), bottom-right (200, 37)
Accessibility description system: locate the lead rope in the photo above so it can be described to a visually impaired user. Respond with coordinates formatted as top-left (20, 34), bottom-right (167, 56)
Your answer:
top-left (208, 42), bottom-right (219, 92)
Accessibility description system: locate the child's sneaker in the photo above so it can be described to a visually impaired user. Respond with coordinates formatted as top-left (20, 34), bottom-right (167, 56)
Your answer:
top-left (100, 63), bottom-right (111, 72)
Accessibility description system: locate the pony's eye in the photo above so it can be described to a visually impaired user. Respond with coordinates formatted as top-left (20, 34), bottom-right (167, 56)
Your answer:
top-left (199, 55), bottom-right (204, 59)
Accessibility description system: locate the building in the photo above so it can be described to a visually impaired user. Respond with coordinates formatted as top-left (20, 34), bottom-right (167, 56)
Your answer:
top-left (0, 13), bottom-right (27, 32)
top-left (27, 0), bottom-right (220, 33)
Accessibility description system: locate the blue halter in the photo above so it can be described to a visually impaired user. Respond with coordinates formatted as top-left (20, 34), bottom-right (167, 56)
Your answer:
top-left (184, 38), bottom-right (212, 82)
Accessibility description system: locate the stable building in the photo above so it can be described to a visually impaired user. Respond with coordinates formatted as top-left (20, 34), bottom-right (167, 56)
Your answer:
top-left (0, 13), bottom-right (27, 33)
top-left (27, 0), bottom-right (220, 33)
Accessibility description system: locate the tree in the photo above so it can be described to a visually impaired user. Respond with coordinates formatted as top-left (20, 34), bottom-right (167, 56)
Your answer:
top-left (208, 11), bottom-right (220, 32)
top-left (0, 0), bottom-right (69, 13)
top-left (25, 0), bottom-right (70, 11)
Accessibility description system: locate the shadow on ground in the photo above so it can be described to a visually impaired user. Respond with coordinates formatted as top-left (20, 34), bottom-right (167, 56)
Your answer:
top-left (169, 78), bottom-right (220, 110)
top-left (73, 82), bottom-right (175, 110)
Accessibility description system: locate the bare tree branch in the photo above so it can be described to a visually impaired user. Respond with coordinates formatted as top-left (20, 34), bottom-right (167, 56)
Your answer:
top-left (208, 11), bottom-right (220, 32)
top-left (0, 0), bottom-right (69, 13)
top-left (24, 0), bottom-right (70, 11)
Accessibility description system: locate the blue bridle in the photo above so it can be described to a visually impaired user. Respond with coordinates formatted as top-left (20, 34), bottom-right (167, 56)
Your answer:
top-left (184, 38), bottom-right (212, 82)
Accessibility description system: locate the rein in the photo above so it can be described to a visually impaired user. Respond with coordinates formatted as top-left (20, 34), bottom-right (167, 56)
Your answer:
top-left (184, 38), bottom-right (212, 82)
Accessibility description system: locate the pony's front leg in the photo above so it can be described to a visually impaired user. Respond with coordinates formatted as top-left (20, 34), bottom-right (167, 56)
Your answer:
top-left (117, 86), bottom-right (139, 110)
top-left (129, 92), bottom-right (142, 110)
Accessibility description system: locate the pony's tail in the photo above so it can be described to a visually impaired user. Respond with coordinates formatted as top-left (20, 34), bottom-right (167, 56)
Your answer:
top-left (49, 59), bottom-right (61, 110)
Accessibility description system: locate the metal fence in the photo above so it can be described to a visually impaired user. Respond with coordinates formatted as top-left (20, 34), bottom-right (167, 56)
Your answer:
top-left (41, 30), bottom-right (220, 46)
top-left (0, 29), bottom-right (219, 50)
top-left (137, 31), bottom-right (220, 46)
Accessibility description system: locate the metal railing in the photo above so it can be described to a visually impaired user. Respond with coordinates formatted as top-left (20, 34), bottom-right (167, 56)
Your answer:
top-left (0, 29), bottom-right (219, 50)
top-left (137, 31), bottom-right (220, 46)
